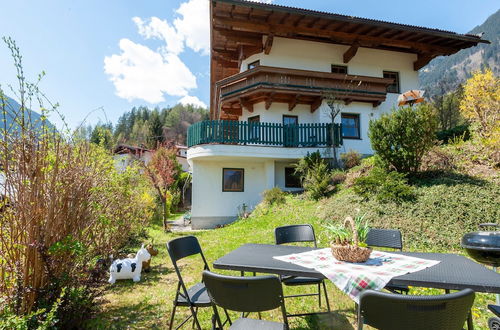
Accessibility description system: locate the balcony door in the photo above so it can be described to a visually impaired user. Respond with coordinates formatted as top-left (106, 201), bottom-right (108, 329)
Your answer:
top-left (283, 115), bottom-right (298, 147)
top-left (248, 115), bottom-right (260, 142)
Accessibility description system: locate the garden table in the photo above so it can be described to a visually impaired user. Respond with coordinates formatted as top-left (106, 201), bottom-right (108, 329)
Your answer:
top-left (213, 244), bottom-right (500, 328)
top-left (213, 244), bottom-right (500, 293)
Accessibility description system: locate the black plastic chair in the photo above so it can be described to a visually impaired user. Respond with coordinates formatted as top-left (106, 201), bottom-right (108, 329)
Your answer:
top-left (166, 236), bottom-right (213, 329)
top-left (274, 224), bottom-right (330, 316)
top-left (366, 228), bottom-right (409, 294)
top-left (358, 289), bottom-right (475, 330)
top-left (366, 228), bottom-right (403, 251)
top-left (203, 270), bottom-right (289, 330)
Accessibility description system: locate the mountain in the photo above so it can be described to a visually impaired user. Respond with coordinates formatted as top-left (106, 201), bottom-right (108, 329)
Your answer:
top-left (1, 96), bottom-right (55, 136)
top-left (419, 9), bottom-right (499, 95)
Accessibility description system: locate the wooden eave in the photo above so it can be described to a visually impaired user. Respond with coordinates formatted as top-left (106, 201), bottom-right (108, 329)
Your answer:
top-left (210, 0), bottom-right (489, 118)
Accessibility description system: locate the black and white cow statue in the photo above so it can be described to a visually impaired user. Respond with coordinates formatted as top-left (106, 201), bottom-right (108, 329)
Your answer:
top-left (108, 245), bottom-right (151, 284)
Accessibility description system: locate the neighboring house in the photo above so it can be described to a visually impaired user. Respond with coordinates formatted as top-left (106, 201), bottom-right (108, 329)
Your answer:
top-left (175, 145), bottom-right (191, 172)
top-left (186, 0), bottom-right (487, 229)
top-left (113, 144), bottom-right (152, 172)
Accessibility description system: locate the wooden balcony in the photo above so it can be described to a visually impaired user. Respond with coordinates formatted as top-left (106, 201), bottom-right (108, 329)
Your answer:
top-left (215, 66), bottom-right (395, 119)
top-left (187, 120), bottom-right (342, 148)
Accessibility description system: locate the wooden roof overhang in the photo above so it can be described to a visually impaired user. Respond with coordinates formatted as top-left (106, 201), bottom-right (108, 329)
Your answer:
top-left (210, 0), bottom-right (489, 118)
top-left (216, 66), bottom-right (394, 119)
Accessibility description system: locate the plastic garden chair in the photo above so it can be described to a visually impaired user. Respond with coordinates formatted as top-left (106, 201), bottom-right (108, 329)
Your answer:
top-left (203, 270), bottom-right (289, 329)
top-left (358, 289), bottom-right (475, 330)
top-left (167, 236), bottom-right (220, 329)
top-left (274, 224), bottom-right (331, 316)
top-left (366, 228), bottom-right (409, 294)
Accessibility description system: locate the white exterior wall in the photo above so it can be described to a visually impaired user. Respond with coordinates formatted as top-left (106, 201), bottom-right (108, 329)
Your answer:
top-left (190, 37), bottom-right (420, 228)
top-left (239, 37), bottom-right (419, 155)
top-left (191, 159), bottom-right (267, 228)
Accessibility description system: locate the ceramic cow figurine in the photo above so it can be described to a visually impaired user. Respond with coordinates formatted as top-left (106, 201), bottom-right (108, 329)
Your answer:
top-left (108, 245), bottom-right (151, 284)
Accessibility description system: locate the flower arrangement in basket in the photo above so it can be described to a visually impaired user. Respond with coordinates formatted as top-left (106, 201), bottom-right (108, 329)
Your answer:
top-left (324, 214), bottom-right (372, 263)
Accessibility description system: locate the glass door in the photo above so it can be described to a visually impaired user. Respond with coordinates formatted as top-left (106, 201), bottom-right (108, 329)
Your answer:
top-left (248, 115), bottom-right (260, 142)
top-left (283, 115), bottom-right (298, 147)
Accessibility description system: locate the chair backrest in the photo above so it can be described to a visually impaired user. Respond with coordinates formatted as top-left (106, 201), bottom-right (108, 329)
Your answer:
top-left (366, 228), bottom-right (403, 250)
top-left (275, 224), bottom-right (317, 247)
top-left (167, 235), bottom-right (203, 263)
top-left (166, 236), bottom-right (209, 277)
top-left (203, 271), bottom-right (287, 317)
top-left (359, 289), bottom-right (475, 330)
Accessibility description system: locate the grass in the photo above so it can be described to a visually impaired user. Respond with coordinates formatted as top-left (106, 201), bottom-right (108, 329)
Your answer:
top-left (84, 191), bottom-right (498, 330)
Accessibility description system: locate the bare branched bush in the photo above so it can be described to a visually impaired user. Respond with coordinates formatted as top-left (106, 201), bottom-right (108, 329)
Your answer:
top-left (0, 37), bottom-right (154, 323)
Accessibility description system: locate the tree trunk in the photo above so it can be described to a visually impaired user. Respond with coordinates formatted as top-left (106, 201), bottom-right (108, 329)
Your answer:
top-left (162, 198), bottom-right (170, 232)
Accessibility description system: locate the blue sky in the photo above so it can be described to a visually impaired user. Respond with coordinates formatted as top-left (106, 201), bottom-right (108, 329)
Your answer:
top-left (0, 0), bottom-right (497, 129)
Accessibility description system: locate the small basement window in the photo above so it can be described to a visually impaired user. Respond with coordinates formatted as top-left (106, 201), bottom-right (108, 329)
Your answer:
top-left (341, 113), bottom-right (361, 139)
top-left (383, 71), bottom-right (400, 93)
top-left (331, 65), bottom-right (348, 74)
top-left (248, 60), bottom-right (260, 70)
top-left (222, 168), bottom-right (244, 192)
top-left (285, 167), bottom-right (301, 188)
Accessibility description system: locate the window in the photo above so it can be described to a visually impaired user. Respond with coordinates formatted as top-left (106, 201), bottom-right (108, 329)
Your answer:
top-left (383, 71), bottom-right (400, 93)
top-left (331, 65), bottom-right (348, 74)
top-left (247, 60), bottom-right (260, 70)
top-left (282, 115), bottom-right (298, 126)
top-left (222, 168), bottom-right (244, 192)
top-left (341, 113), bottom-right (360, 139)
top-left (285, 167), bottom-right (301, 188)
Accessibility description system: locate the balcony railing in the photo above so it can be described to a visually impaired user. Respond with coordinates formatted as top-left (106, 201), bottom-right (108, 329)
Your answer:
top-left (187, 120), bottom-right (342, 148)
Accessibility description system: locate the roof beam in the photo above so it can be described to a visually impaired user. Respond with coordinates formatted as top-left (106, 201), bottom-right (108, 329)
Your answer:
top-left (288, 94), bottom-right (301, 111)
top-left (413, 53), bottom-right (434, 71)
top-left (310, 97), bottom-right (322, 113)
top-left (265, 92), bottom-right (275, 110)
top-left (343, 41), bottom-right (359, 63)
top-left (239, 97), bottom-right (253, 112)
top-left (213, 17), bottom-right (458, 55)
top-left (264, 34), bottom-right (274, 54)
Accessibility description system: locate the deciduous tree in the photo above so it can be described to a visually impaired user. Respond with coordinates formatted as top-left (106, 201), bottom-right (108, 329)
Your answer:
top-left (459, 69), bottom-right (500, 141)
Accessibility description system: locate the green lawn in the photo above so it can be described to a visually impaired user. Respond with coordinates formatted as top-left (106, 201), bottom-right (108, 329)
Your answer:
top-left (85, 197), bottom-right (497, 329)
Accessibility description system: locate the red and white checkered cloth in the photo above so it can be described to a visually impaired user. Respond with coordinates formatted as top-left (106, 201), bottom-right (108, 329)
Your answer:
top-left (274, 249), bottom-right (440, 302)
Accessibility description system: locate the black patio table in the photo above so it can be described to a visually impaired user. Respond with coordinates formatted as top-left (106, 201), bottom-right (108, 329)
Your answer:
top-left (213, 243), bottom-right (500, 294)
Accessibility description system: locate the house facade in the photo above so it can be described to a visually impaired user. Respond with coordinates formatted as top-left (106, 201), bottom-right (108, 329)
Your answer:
top-left (187, 0), bottom-right (486, 229)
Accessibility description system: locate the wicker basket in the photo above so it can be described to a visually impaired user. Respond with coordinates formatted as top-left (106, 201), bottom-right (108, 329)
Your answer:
top-left (330, 216), bottom-right (372, 263)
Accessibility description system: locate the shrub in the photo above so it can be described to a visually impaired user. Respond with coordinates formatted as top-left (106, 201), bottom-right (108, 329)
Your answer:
top-left (421, 147), bottom-right (456, 172)
top-left (459, 69), bottom-right (500, 141)
top-left (0, 38), bottom-right (155, 326)
top-left (369, 104), bottom-right (438, 173)
top-left (436, 125), bottom-right (470, 144)
top-left (340, 150), bottom-right (362, 169)
top-left (262, 187), bottom-right (287, 205)
top-left (303, 161), bottom-right (332, 200)
top-left (353, 167), bottom-right (414, 203)
top-left (294, 150), bottom-right (323, 179)
top-left (331, 169), bottom-right (347, 185)
top-left (318, 172), bottom-right (499, 251)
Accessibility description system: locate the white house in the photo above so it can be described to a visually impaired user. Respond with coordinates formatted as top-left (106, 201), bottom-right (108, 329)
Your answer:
top-left (113, 144), bottom-right (152, 172)
top-left (187, 0), bottom-right (486, 229)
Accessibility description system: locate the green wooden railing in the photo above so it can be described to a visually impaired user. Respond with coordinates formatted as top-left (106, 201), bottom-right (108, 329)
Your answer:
top-left (187, 120), bottom-right (342, 148)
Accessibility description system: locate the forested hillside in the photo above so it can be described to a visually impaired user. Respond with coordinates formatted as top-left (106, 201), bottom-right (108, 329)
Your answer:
top-left (420, 9), bottom-right (499, 94)
top-left (82, 103), bottom-right (209, 149)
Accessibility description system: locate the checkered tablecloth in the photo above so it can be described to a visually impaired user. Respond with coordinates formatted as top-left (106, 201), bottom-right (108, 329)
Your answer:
top-left (273, 248), bottom-right (440, 302)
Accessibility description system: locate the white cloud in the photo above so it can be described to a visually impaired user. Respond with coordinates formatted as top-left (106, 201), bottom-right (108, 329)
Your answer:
top-left (174, 0), bottom-right (210, 55)
top-left (179, 95), bottom-right (207, 108)
top-left (104, 39), bottom-right (196, 103)
top-left (133, 17), bottom-right (184, 55)
top-left (105, 0), bottom-right (274, 104)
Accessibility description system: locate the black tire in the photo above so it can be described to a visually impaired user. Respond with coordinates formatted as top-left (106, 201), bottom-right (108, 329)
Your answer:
top-left (489, 317), bottom-right (500, 330)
